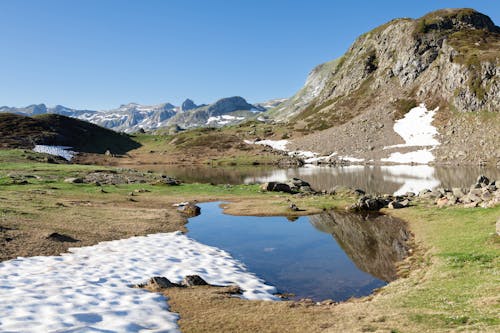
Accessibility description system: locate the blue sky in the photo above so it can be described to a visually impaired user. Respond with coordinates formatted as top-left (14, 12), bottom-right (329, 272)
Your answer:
top-left (1, 0), bottom-right (498, 110)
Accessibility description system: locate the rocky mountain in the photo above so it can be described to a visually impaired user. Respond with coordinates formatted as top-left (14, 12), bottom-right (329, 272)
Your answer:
top-left (0, 96), bottom-right (272, 133)
top-left (165, 96), bottom-right (263, 129)
top-left (268, 8), bottom-right (500, 166)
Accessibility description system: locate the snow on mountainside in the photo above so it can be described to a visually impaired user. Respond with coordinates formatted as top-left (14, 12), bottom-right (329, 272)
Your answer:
top-left (0, 97), bottom-right (275, 133)
top-left (266, 8), bottom-right (500, 166)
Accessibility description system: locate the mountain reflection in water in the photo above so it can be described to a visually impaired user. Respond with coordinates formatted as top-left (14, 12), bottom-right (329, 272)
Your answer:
top-left (187, 202), bottom-right (410, 301)
top-left (138, 164), bottom-right (500, 195)
top-left (309, 210), bottom-right (410, 282)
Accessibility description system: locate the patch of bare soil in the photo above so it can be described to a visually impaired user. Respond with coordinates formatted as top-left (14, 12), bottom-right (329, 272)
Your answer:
top-left (0, 192), bottom-right (186, 261)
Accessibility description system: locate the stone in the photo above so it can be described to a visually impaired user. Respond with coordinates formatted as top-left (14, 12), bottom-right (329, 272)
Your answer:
top-left (476, 175), bottom-right (489, 186)
top-left (354, 189), bottom-right (366, 196)
top-left (452, 188), bottom-right (466, 199)
top-left (436, 197), bottom-right (449, 208)
top-left (261, 182), bottom-right (292, 193)
top-left (182, 275), bottom-right (208, 287)
top-left (418, 189), bottom-right (431, 196)
top-left (177, 203), bottom-right (201, 217)
top-left (46, 232), bottom-right (79, 243)
top-left (64, 177), bottom-right (84, 184)
top-left (135, 276), bottom-right (179, 290)
top-left (463, 202), bottom-right (478, 208)
top-left (388, 201), bottom-right (405, 209)
top-left (147, 276), bottom-right (178, 289)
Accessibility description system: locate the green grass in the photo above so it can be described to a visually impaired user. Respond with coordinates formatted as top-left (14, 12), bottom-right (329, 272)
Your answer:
top-left (389, 205), bottom-right (500, 330)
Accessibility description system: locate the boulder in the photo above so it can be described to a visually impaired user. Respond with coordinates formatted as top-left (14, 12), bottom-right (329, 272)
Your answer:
top-left (388, 201), bottom-right (405, 209)
top-left (452, 188), bottom-right (466, 199)
top-left (476, 175), bottom-right (489, 186)
top-left (148, 276), bottom-right (178, 289)
top-left (177, 203), bottom-right (201, 217)
top-left (260, 182), bottom-right (292, 193)
top-left (182, 275), bottom-right (208, 287)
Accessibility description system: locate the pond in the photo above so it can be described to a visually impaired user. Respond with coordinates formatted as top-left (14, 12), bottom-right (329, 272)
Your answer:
top-left (186, 202), bottom-right (410, 302)
top-left (139, 164), bottom-right (500, 195)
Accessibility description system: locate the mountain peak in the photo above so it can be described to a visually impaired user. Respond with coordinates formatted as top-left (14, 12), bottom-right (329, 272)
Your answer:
top-left (416, 8), bottom-right (499, 34)
top-left (181, 99), bottom-right (197, 111)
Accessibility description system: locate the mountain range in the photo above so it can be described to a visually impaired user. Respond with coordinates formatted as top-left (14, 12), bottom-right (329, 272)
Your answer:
top-left (0, 97), bottom-right (285, 133)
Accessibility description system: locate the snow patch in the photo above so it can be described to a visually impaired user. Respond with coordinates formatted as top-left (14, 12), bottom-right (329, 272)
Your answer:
top-left (33, 145), bottom-right (76, 161)
top-left (381, 149), bottom-right (435, 164)
top-left (251, 139), bottom-right (290, 151)
top-left (0, 232), bottom-right (276, 332)
top-left (206, 115), bottom-right (245, 125)
top-left (385, 104), bottom-right (440, 149)
top-left (247, 140), bottom-right (365, 164)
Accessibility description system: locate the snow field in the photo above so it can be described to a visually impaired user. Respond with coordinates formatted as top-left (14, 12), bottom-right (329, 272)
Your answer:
top-left (0, 232), bottom-right (276, 333)
top-left (33, 145), bottom-right (76, 161)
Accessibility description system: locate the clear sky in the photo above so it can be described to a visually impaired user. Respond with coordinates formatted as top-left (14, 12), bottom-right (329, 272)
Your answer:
top-left (1, 0), bottom-right (498, 110)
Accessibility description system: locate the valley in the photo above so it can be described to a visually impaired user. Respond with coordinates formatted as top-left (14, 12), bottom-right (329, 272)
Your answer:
top-left (1, 6), bottom-right (499, 333)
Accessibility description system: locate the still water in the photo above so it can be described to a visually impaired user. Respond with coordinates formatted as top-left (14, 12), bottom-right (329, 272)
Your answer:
top-left (140, 164), bottom-right (500, 195)
top-left (186, 202), bottom-right (410, 301)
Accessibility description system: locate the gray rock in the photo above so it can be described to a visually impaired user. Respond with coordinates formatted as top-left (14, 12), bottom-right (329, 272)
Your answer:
top-left (260, 182), bottom-right (292, 193)
top-left (64, 177), bottom-right (84, 184)
top-left (451, 188), bottom-right (466, 199)
top-left (476, 175), bottom-right (489, 186)
top-left (388, 201), bottom-right (405, 209)
top-left (177, 203), bottom-right (201, 217)
top-left (182, 275), bottom-right (208, 287)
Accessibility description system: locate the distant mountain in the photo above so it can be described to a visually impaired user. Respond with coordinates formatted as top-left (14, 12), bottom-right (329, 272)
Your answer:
top-left (165, 96), bottom-right (262, 129)
top-left (0, 97), bottom-right (277, 133)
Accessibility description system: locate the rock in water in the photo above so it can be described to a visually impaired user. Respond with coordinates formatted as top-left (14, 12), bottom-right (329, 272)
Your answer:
top-left (177, 203), bottom-right (201, 217)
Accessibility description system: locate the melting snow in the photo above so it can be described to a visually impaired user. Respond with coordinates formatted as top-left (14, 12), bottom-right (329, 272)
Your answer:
top-left (381, 149), bottom-right (436, 164)
top-left (33, 145), bottom-right (76, 161)
top-left (246, 140), bottom-right (365, 164)
top-left (385, 104), bottom-right (440, 149)
top-left (0, 232), bottom-right (276, 333)
top-left (206, 115), bottom-right (245, 125)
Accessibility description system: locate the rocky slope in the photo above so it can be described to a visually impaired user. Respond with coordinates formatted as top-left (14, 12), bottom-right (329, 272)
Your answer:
top-left (269, 8), bottom-right (500, 166)
top-left (0, 97), bottom-right (273, 133)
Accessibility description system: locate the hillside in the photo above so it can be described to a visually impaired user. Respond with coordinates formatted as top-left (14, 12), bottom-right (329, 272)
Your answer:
top-left (0, 113), bottom-right (140, 154)
top-left (268, 8), bottom-right (500, 165)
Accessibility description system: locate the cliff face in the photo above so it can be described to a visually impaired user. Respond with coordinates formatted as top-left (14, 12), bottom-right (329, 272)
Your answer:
top-left (272, 8), bottom-right (500, 165)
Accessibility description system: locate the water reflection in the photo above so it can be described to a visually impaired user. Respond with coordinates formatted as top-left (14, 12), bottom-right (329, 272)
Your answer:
top-left (309, 211), bottom-right (410, 282)
top-left (139, 164), bottom-right (500, 195)
top-left (187, 202), bottom-right (410, 301)
top-left (244, 165), bottom-right (500, 195)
